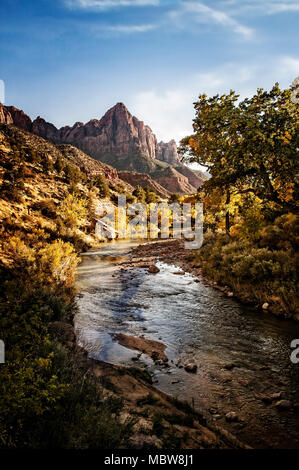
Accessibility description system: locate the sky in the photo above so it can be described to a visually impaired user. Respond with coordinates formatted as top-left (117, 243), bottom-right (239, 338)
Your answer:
top-left (0, 0), bottom-right (298, 143)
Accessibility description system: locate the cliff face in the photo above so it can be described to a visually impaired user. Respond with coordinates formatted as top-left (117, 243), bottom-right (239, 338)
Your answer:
top-left (173, 164), bottom-right (205, 190)
top-left (153, 166), bottom-right (197, 194)
top-left (57, 144), bottom-right (120, 182)
top-left (0, 103), bottom-right (32, 131)
top-left (118, 171), bottom-right (170, 198)
top-left (59, 103), bottom-right (158, 162)
top-left (157, 140), bottom-right (180, 165)
top-left (0, 101), bottom-right (205, 194)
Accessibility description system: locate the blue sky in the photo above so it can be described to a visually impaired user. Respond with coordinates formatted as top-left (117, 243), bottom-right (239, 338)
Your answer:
top-left (0, 0), bottom-right (298, 142)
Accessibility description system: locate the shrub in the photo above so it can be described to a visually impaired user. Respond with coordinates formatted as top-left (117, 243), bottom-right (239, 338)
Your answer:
top-left (26, 148), bottom-right (41, 163)
top-left (64, 164), bottom-right (84, 184)
top-left (54, 156), bottom-right (65, 174)
top-left (33, 199), bottom-right (57, 219)
top-left (94, 174), bottom-right (110, 198)
top-left (113, 183), bottom-right (126, 194)
top-left (37, 240), bottom-right (79, 287)
top-left (58, 194), bottom-right (88, 229)
top-left (169, 193), bottom-right (181, 203)
top-left (133, 186), bottom-right (145, 202)
top-left (41, 156), bottom-right (54, 174)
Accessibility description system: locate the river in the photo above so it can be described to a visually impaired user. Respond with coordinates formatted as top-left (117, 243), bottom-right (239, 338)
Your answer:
top-left (75, 240), bottom-right (299, 448)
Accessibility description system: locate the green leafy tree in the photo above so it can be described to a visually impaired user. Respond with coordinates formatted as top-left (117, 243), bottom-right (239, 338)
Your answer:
top-left (180, 84), bottom-right (299, 232)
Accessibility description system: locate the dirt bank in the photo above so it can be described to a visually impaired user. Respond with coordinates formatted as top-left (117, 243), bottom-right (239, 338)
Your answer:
top-left (53, 319), bottom-right (247, 449)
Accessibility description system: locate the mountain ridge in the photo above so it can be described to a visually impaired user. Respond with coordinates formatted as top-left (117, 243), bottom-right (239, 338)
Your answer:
top-left (0, 102), bottom-right (206, 194)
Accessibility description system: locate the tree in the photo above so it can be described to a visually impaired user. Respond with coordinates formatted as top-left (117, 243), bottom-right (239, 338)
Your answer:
top-left (54, 156), bottom-right (65, 174)
top-left (144, 186), bottom-right (160, 203)
top-left (42, 156), bottom-right (54, 175)
top-left (180, 84), bottom-right (298, 233)
top-left (58, 194), bottom-right (88, 228)
top-left (133, 185), bottom-right (146, 203)
top-left (169, 193), bottom-right (181, 203)
top-left (64, 163), bottom-right (83, 184)
top-left (94, 174), bottom-right (110, 198)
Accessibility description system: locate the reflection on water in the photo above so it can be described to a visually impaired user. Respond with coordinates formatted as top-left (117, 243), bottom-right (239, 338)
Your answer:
top-left (75, 240), bottom-right (299, 448)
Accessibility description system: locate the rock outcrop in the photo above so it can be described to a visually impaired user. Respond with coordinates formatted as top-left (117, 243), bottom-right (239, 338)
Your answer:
top-left (173, 164), bottom-right (205, 190)
top-left (57, 144), bottom-right (119, 182)
top-left (32, 116), bottom-right (62, 143)
top-left (153, 166), bottom-right (197, 194)
top-left (157, 139), bottom-right (180, 165)
top-left (118, 171), bottom-right (170, 198)
top-left (0, 103), bottom-right (32, 131)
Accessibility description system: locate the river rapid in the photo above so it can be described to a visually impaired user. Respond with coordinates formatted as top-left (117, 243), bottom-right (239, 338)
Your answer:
top-left (75, 240), bottom-right (299, 448)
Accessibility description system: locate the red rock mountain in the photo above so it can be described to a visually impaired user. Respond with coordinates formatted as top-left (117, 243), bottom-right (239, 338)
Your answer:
top-left (0, 102), bottom-right (206, 194)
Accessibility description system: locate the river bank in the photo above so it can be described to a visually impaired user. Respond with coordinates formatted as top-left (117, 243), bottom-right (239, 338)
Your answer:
top-left (68, 338), bottom-right (249, 449)
top-left (75, 239), bottom-right (299, 449)
top-left (126, 238), bottom-right (298, 320)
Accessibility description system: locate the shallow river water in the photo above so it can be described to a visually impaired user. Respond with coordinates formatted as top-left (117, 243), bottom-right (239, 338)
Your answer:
top-left (75, 240), bottom-right (299, 448)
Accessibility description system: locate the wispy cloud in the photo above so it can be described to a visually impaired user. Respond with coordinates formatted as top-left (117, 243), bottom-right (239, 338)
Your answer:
top-left (65, 0), bottom-right (159, 10)
top-left (170, 1), bottom-right (254, 39)
top-left (102, 23), bottom-right (156, 33)
top-left (222, 0), bottom-right (299, 16)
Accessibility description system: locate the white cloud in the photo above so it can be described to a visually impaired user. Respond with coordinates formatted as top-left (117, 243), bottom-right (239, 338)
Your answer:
top-left (129, 89), bottom-right (193, 142)
top-left (103, 23), bottom-right (156, 33)
top-left (222, 0), bottom-right (299, 16)
top-left (129, 56), bottom-right (299, 143)
top-left (276, 56), bottom-right (299, 79)
top-left (268, 2), bottom-right (299, 14)
top-left (170, 1), bottom-right (254, 39)
top-left (65, 0), bottom-right (159, 10)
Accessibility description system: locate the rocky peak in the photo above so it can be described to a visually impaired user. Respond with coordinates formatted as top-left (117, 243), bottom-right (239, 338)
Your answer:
top-left (58, 102), bottom-right (158, 161)
top-left (157, 139), bottom-right (181, 164)
top-left (32, 116), bottom-right (60, 143)
top-left (0, 103), bottom-right (32, 131)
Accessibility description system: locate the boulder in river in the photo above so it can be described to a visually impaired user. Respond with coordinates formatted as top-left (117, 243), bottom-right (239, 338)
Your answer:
top-left (111, 333), bottom-right (168, 362)
top-left (148, 265), bottom-right (160, 274)
top-left (184, 363), bottom-right (198, 373)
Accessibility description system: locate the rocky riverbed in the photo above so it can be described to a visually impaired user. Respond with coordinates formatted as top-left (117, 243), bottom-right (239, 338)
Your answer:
top-left (75, 239), bottom-right (299, 449)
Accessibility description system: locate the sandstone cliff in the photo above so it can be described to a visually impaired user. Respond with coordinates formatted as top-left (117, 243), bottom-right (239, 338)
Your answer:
top-left (157, 139), bottom-right (181, 165)
top-left (0, 102), bottom-right (205, 194)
